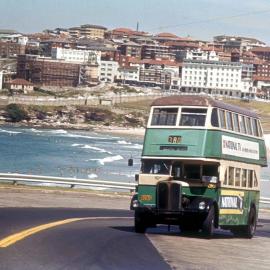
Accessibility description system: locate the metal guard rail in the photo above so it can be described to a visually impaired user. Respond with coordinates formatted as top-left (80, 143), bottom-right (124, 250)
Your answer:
top-left (0, 173), bottom-right (136, 191)
top-left (0, 173), bottom-right (269, 204)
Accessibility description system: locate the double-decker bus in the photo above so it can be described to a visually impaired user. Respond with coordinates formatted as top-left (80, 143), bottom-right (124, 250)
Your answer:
top-left (131, 95), bottom-right (267, 238)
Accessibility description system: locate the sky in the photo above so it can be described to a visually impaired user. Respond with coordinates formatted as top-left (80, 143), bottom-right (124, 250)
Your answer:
top-left (1, 0), bottom-right (270, 44)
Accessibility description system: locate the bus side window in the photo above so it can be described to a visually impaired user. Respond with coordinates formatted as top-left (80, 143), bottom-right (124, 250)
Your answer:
top-left (235, 168), bottom-right (241, 186)
top-left (223, 169), bottom-right (228, 185)
top-left (226, 111), bottom-right (233, 130)
top-left (257, 120), bottom-right (263, 137)
top-left (241, 169), bottom-right (247, 187)
top-left (251, 118), bottom-right (259, 137)
top-left (254, 171), bottom-right (258, 187)
top-left (218, 109), bottom-right (226, 129)
top-left (211, 108), bottom-right (219, 127)
top-left (248, 170), bottom-right (253, 188)
top-left (233, 113), bottom-right (240, 133)
top-left (245, 117), bottom-right (252, 135)
top-left (228, 167), bottom-right (234, 186)
top-left (239, 115), bottom-right (247, 134)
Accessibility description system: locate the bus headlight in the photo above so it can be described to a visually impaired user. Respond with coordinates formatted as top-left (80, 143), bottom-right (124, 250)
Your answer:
top-left (132, 199), bottom-right (139, 208)
top-left (199, 201), bottom-right (206, 210)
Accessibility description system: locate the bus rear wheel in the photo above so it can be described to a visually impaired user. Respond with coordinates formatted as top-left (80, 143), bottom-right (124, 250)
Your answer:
top-left (202, 206), bottom-right (215, 237)
top-left (244, 207), bottom-right (256, 238)
top-left (134, 211), bottom-right (147, 233)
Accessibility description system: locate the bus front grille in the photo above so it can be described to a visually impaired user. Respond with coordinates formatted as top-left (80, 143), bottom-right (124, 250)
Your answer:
top-left (157, 182), bottom-right (181, 211)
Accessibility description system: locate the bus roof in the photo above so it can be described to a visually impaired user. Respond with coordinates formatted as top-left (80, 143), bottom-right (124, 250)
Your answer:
top-left (151, 95), bottom-right (259, 118)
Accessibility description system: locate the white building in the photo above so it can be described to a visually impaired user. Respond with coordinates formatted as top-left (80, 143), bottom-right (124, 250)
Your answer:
top-left (99, 60), bottom-right (119, 82)
top-left (0, 71), bottom-right (3, 90)
top-left (181, 60), bottom-right (248, 97)
top-left (51, 47), bottom-right (101, 65)
top-left (116, 67), bottom-right (140, 83)
top-left (185, 49), bottom-right (219, 61)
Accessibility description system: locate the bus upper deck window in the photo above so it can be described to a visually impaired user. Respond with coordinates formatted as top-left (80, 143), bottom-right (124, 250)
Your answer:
top-left (226, 111), bottom-right (233, 131)
top-left (211, 108), bottom-right (219, 127)
top-left (251, 118), bottom-right (259, 137)
top-left (233, 113), bottom-right (240, 133)
top-left (239, 115), bottom-right (247, 134)
top-left (180, 108), bottom-right (207, 126)
top-left (218, 109), bottom-right (226, 129)
top-left (151, 108), bottom-right (178, 126)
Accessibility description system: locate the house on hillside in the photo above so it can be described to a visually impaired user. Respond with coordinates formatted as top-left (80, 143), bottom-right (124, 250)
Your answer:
top-left (7, 78), bottom-right (34, 93)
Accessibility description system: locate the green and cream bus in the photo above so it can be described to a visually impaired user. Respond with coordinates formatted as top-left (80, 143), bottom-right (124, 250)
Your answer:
top-left (131, 95), bottom-right (267, 237)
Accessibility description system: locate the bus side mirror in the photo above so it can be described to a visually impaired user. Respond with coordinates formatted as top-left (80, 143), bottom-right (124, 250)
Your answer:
top-left (128, 158), bottom-right (133, 166)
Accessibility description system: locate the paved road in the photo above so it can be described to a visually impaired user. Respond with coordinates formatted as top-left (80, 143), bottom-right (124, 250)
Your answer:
top-left (0, 188), bottom-right (270, 270)
top-left (0, 208), bottom-right (170, 270)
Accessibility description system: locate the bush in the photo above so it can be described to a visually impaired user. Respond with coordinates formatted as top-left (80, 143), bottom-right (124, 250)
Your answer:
top-left (6, 104), bottom-right (29, 122)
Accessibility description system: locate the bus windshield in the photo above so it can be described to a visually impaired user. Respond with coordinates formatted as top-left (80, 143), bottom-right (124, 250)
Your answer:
top-left (141, 160), bottom-right (170, 174)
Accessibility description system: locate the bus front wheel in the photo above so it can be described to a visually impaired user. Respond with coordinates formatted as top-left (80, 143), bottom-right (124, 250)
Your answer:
top-left (202, 206), bottom-right (215, 237)
top-left (134, 211), bottom-right (147, 233)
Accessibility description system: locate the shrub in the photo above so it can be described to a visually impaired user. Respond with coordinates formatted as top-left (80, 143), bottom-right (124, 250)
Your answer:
top-left (6, 104), bottom-right (29, 122)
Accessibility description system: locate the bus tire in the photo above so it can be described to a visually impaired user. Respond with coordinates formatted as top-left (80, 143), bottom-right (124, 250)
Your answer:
top-left (134, 211), bottom-right (146, 233)
top-left (244, 207), bottom-right (257, 239)
top-left (202, 206), bottom-right (215, 237)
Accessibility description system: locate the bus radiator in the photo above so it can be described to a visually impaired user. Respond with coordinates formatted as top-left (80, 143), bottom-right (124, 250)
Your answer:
top-left (157, 182), bottom-right (181, 211)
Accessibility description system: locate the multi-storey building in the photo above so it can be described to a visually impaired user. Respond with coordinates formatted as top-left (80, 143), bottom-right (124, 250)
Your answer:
top-left (119, 42), bottom-right (142, 58)
top-left (40, 39), bottom-right (77, 57)
top-left (68, 24), bottom-right (107, 39)
top-left (0, 41), bottom-right (25, 57)
top-left (17, 54), bottom-right (82, 87)
top-left (51, 47), bottom-right (101, 65)
top-left (139, 68), bottom-right (171, 88)
top-left (181, 60), bottom-right (253, 97)
top-left (251, 47), bottom-right (270, 61)
top-left (116, 67), bottom-right (140, 84)
top-left (214, 35), bottom-right (266, 53)
top-left (141, 44), bottom-right (174, 60)
top-left (99, 60), bottom-right (119, 82)
top-left (178, 49), bottom-right (219, 61)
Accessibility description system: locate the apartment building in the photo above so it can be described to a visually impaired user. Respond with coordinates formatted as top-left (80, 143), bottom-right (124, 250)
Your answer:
top-left (0, 41), bottom-right (25, 57)
top-left (139, 68), bottom-right (171, 88)
top-left (99, 60), bottom-right (119, 82)
top-left (116, 67), bottom-right (140, 84)
top-left (119, 42), bottom-right (142, 58)
top-left (51, 47), bottom-right (101, 64)
top-left (181, 60), bottom-right (248, 97)
top-left (141, 44), bottom-right (174, 60)
top-left (178, 49), bottom-right (219, 61)
top-left (214, 35), bottom-right (266, 53)
top-left (68, 24), bottom-right (107, 39)
top-left (251, 47), bottom-right (270, 61)
top-left (17, 54), bottom-right (81, 87)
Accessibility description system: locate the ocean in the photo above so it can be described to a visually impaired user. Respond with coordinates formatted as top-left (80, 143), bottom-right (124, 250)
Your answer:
top-left (0, 126), bottom-right (269, 196)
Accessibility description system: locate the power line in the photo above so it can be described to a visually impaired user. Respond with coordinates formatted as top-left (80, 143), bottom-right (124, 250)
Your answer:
top-left (148, 9), bottom-right (270, 32)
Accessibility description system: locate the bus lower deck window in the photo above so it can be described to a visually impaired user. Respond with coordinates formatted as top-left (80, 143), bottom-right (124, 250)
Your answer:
top-left (184, 164), bottom-right (201, 180)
